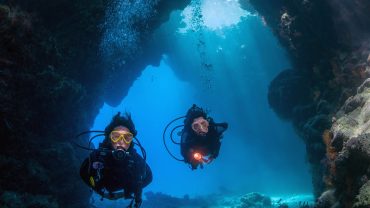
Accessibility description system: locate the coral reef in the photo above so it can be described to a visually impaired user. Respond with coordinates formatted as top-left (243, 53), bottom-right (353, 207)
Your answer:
top-left (353, 180), bottom-right (370, 208)
top-left (318, 78), bottom-right (370, 207)
top-left (141, 192), bottom-right (314, 208)
top-left (90, 191), bottom-right (314, 208)
top-left (238, 192), bottom-right (272, 208)
top-left (143, 192), bottom-right (211, 208)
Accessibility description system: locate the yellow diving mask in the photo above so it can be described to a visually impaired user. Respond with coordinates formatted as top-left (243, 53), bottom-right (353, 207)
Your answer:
top-left (110, 130), bottom-right (134, 144)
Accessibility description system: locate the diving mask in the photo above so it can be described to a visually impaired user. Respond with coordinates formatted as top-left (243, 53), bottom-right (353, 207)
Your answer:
top-left (110, 130), bottom-right (134, 144)
top-left (192, 118), bottom-right (209, 135)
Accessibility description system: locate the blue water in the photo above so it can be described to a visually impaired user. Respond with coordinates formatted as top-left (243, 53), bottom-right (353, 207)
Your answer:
top-left (91, 0), bottom-right (312, 204)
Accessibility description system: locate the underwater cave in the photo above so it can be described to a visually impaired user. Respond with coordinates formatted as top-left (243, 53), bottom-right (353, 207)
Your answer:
top-left (0, 0), bottom-right (369, 208)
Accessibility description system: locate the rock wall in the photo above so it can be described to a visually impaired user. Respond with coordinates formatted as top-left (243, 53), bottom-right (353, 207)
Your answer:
top-left (0, 1), bottom-right (108, 207)
top-left (320, 78), bottom-right (370, 207)
top-left (241, 0), bottom-right (370, 206)
top-left (0, 0), bottom-right (189, 207)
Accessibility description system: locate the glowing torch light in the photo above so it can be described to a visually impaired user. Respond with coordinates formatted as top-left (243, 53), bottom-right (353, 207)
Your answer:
top-left (193, 152), bottom-right (203, 161)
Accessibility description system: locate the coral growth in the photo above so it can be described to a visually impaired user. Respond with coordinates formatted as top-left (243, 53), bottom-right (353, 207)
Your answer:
top-left (143, 191), bottom-right (210, 208)
top-left (353, 180), bottom-right (370, 208)
top-left (238, 192), bottom-right (272, 208)
top-left (320, 77), bottom-right (370, 207)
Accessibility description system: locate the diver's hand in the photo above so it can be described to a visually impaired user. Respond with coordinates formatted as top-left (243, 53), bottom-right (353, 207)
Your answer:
top-left (134, 197), bottom-right (142, 208)
top-left (205, 156), bottom-right (213, 164)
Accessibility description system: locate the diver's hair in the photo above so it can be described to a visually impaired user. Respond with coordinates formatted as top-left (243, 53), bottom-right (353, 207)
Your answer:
top-left (184, 104), bottom-right (209, 131)
top-left (99, 112), bottom-right (137, 149)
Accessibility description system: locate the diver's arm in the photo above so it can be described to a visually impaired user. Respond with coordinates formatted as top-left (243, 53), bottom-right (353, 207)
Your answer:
top-left (133, 163), bottom-right (152, 207)
top-left (180, 131), bottom-right (188, 158)
top-left (143, 163), bottom-right (153, 187)
top-left (214, 122), bottom-right (228, 136)
top-left (132, 152), bottom-right (153, 187)
top-left (209, 139), bottom-right (221, 159)
top-left (132, 155), bottom-right (147, 207)
top-left (80, 150), bottom-right (106, 194)
top-left (134, 188), bottom-right (143, 208)
top-left (180, 131), bottom-right (193, 162)
top-left (207, 122), bottom-right (227, 159)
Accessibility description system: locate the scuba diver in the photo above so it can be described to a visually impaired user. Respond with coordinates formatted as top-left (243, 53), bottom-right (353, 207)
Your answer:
top-left (79, 112), bottom-right (152, 208)
top-left (163, 104), bottom-right (228, 170)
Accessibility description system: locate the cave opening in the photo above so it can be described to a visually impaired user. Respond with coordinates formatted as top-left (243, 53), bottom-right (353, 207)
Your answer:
top-left (2, 0), bottom-right (369, 207)
top-left (91, 0), bottom-right (314, 206)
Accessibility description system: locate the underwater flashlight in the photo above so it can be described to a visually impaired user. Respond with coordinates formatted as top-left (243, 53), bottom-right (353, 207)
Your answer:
top-left (193, 152), bottom-right (203, 161)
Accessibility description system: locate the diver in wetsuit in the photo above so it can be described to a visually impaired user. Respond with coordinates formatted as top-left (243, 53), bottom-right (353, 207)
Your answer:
top-left (181, 104), bottom-right (228, 170)
top-left (80, 113), bottom-right (152, 208)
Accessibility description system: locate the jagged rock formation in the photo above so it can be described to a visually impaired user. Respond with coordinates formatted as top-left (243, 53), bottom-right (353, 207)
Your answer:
top-left (0, 0), bottom-right (190, 207)
top-left (100, 0), bottom-right (191, 106)
top-left (240, 0), bottom-right (370, 206)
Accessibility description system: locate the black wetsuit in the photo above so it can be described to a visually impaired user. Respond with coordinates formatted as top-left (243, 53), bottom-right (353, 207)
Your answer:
top-left (80, 146), bottom-right (152, 204)
top-left (181, 120), bottom-right (228, 169)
